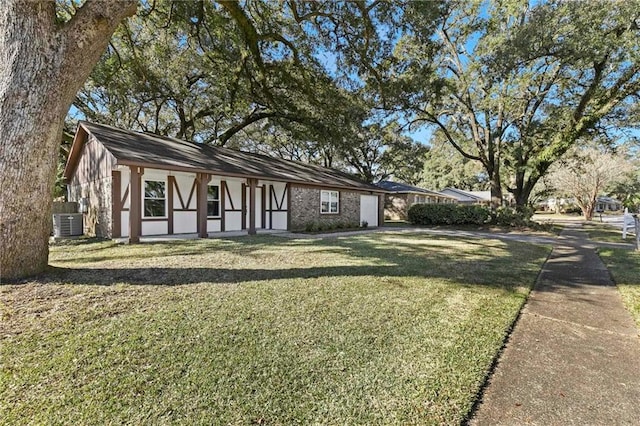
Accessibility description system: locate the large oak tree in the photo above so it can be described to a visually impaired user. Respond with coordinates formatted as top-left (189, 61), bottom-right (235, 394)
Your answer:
top-left (0, 1), bottom-right (136, 280)
top-left (386, 0), bottom-right (640, 208)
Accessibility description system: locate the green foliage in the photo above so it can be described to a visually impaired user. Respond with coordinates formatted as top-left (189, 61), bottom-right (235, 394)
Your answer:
top-left (302, 220), bottom-right (363, 233)
top-left (72, 0), bottom-right (443, 183)
top-left (608, 169), bottom-right (640, 212)
top-left (381, 0), bottom-right (640, 208)
top-left (407, 204), bottom-right (490, 226)
top-left (492, 207), bottom-right (533, 228)
top-left (421, 133), bottom-right (488, 191)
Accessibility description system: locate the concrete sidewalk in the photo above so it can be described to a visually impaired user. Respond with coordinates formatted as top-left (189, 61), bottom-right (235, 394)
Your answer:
top-left (470, 223), bottom-right (640, 425)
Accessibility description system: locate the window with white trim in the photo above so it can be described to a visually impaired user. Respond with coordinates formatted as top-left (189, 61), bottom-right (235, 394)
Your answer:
top-left (207, 185), bottom-right (220, 217)
top-left (321, 190), bottom-right (339, 214)
top-left (143, 180), bottom-right (166, 217)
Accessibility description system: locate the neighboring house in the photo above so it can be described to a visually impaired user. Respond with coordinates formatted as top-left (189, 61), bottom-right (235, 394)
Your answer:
top-left (542, 196), bottom-right (621, 213)
top-left (63, 122), bottom-right (385, 242)
top-left (376, 180), bottom-right (458, 221)
top-left (596, 196), bottom-right (623, 212)
top-left (439, 188), bottom-right (491, 205)
top-left (542, 197), bottom-right (577, 213)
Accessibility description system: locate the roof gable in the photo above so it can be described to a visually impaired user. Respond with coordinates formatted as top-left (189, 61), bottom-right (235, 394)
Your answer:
top-left (376, 180), bottom-right (455, 198)
top-left (441, 188), bottom-right (491, 201)
top-left (64, 122), bottom-right (383, 192)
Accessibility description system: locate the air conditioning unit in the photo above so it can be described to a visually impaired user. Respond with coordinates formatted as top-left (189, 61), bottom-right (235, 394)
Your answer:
top-left (53, 213), bottom-right (83, 237)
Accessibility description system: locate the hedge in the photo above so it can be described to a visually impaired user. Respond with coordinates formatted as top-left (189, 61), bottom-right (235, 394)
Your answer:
top-left (407, 203), bottom-right (490, 226)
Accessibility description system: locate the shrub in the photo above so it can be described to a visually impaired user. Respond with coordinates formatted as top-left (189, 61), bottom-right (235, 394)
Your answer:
top-left (407, 204), bottom-right (490, 226)
top-left (492, 207), bottom-right (532, 227)
top-left (301, 220), bottom-right (366, 233)
top-left (304, 221), bottom-right (320, 232)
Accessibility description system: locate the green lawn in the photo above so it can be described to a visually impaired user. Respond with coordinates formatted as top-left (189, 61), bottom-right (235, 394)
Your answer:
top-left (1, 233), bottom-right (549, 425)
top-left (582, 221), bottom-right (627, 243)
top-left (599, 248), bottom-right (640, 327)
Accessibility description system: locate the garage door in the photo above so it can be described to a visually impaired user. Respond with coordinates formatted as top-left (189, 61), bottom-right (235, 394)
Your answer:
top-left (360, 195), bottom-right (378, 227)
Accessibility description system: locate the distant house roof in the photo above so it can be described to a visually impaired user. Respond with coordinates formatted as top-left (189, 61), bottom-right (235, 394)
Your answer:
top-left (440, 187), bottom-right (491, 203)
top-left (376, 180), bottom-right (456, 199)
top-left (64, 121), bottom-right (383, 193)
top-left (596, 196), bottom-right (622, 204)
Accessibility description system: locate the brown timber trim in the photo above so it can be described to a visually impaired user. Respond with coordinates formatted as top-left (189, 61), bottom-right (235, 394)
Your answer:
top-left (129, 166), bottom-right (143, 243)
top-left (120, 186), bottom-right (129, 210)
top-left (268, 184), bottom-right (273, 230)
top-left (197, 173), bottom-right (211, 238)
top-left (248, 178), bottom-right (257, 235)
top-left (378, 193), bottom-right (385, 227)
top-left (141, 218), bottom-right (169, 222)
top-left (286, 183), bottom-right (292, 231)
top-left (186, 180), bottom-right (197, 209)
top-left (220, 180), bottom-right (226, 232)
top-left (115, 160), bottom-right (386, 194)
top-left (112, 171), bottom-right (121, 238)
top-left (173, 177), bottom-right (197, 210)
top-left (167, 175), bottom-right (175, 235)
top-left (174, 178), bottom-right (187, 209)
top-left (278, 185), bottom-right (287, 210)
top-left (224, 181), bottom-right (236, 210)
top-left (261, 184), bottom-right (266, 230)
top-left (241, 183), bottom-right (246, 230)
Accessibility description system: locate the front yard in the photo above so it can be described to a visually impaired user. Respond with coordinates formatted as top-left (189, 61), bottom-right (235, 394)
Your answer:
top-left (599, 248), bottom-right (640, 327)
top-left (1, 233), bottom-right (549, 424)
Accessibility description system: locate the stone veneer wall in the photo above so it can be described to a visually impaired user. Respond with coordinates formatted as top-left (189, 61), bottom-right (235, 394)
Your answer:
top-left (67, 176), bottom-right (112, 238)
top-left (289, 185), bottom-right (361, 231)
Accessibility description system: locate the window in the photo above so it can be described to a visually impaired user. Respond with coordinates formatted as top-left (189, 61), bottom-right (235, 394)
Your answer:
top-left (415, 195), bottom-right (426, 204)
top-left (207, 185), bottom-right (220, 217)
top-left (144, 180), bottom-right (166, 217)
top-left (321, 190), bottom-right (339, 214)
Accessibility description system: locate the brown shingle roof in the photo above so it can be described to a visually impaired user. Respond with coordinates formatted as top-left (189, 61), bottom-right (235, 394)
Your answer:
top-left (65, 121), bottom-right (383, 192)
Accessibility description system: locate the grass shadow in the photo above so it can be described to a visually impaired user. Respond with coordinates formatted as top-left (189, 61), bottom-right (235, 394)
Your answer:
top-left (37, 232), bottom-right (550, 294)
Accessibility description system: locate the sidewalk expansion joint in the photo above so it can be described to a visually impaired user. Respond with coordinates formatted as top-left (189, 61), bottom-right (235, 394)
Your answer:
top-left (523, 310), bottom-right (639, 338)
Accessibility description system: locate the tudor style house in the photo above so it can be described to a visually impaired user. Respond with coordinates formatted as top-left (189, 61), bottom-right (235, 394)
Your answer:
top-left (63, 122), bottom-right (385, 242)
top-left (376, 180), bottom-right (458, 221)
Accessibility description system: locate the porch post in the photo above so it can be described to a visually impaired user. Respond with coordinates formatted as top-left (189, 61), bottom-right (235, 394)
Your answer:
top-left (128, 166), bottom-right (143, 244)
top-left (197, 173), bottom-right (211, 238)
top-left (167, 175), bottom-right (175, 235)
top-left (248, 178), bottom-right (257, 235)
top-left (112, 171), bottom-right (121, 238)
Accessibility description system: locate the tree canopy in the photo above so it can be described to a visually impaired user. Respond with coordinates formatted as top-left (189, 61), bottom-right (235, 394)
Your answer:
top-left (72, 0), bottom-right (442, 183)
top-left (71, 1), bottom-right (640, 196)
top-left (370, 0), bottom-right (640, 206)
top-left (547, 143), bottom-right (635, 220)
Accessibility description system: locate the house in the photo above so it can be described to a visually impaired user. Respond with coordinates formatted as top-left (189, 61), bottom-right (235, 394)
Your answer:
top-left (439, 188), bottom-right (491, 205)
top-left (596, 196), bottom-right (623, 212)
top-left (542, 196), bottom-right (622, 213)
top-left (376, 180), bottom-right (458, 221)
top-left (63, 122), bottom-right (385, 242)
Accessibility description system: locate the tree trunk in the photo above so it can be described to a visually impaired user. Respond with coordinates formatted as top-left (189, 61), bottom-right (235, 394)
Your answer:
top-left (0, 1), bottom-right (136, 281)
top-left (513, 177), bottom-right (537, 208)
top-left (582, 201), bottom-right (596, 221)
top-left (487, 164), bottom-right (503, 209)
